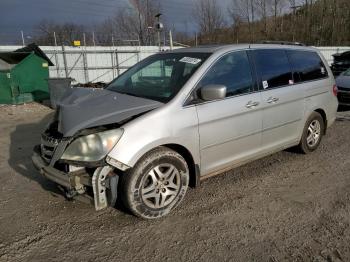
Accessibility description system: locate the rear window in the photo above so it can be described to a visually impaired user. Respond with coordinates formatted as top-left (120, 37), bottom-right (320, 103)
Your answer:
top-left (287, 50), bottom-right (328, 82)
top-left (252, 49), bottom-right (293, 89)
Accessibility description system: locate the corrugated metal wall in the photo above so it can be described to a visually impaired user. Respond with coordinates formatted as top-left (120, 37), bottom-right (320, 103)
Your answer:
top-left (0, 45), bottom-right (349, 84)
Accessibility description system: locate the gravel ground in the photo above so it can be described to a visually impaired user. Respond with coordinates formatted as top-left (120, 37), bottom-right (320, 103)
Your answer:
top-left (0, 103), bottom-right (349, 262)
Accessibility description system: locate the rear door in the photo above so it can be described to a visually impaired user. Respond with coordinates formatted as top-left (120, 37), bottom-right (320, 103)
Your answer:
top-left (195, 50), bottom-right (263, 176)
top-left (251, 49), bottom-right (305, 151)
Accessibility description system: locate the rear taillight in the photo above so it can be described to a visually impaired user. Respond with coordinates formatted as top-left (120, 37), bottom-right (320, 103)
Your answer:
top-left (333, 84), bottom-right (338, 96)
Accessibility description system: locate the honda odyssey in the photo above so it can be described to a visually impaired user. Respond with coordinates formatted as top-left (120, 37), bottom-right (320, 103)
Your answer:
top-left (32, 44), bottom-right (338, 219)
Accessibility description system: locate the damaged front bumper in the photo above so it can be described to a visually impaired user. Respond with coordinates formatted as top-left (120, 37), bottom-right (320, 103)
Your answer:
top-left (32, 145), bottom-right (118, 211)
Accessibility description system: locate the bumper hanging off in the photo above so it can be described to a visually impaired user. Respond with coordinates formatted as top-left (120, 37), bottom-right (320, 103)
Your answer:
top-left (32, 145), bottom-right (118, 210)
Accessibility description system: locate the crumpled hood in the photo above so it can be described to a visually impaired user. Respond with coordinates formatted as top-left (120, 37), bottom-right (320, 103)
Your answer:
top-left (57, 88), bottom-right (163, 137)
top-left (336, 75), bottom-right (350, 89)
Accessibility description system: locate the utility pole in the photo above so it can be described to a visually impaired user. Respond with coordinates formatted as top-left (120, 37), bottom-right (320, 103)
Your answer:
top-left (169, 30), bottom-right (173, 50)
top-left (251, 0), bottom-right (255, 42)
top-left (111, 34), bottom-right (115, 47)
top-left (111, 34), bottom-right (115, 79)
top-left (155, 13), bottom-right (163, 51)
top-left (83, 33), bottom-right (89, 83)
top-left (92, 31), bottom-right (96, 47)
top-left (290, 5), bottom-right (302, 42)
top-left (53, 31), bottom-right (58, 46)
top-left (61, 44), bottom-right (69, 78)
top-left (21, 31), bottom-right (25, 46)
top-left (53, 32), bottom-right (60, 76)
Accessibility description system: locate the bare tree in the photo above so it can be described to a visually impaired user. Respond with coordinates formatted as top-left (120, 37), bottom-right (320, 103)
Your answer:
top-left (98, 0), bottom-right (160, 45)
top-left (271, 0), bottom-right (286, 33)
top-left (33, 20), bottom-right (85, 45)
top-left (255, 0), bottom-right (271, 38)
top-left (29, 0), bottom-right (350, 47)
top-left (229, 0), bottom-right (258, 42)
top-left (193, 0), bottom-right (225, 43)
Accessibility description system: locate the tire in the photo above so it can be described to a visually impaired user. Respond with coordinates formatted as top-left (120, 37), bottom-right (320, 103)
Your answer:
top-left (120, 147), bottom-right (189, 219)
top-left (297, 112), bottom-right (325, 154)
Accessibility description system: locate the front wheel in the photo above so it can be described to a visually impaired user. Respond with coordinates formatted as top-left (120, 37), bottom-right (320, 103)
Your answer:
top-left (120, 147), bottom-right (189, 219)
top-left (297, 112), bottom-right (325, 154)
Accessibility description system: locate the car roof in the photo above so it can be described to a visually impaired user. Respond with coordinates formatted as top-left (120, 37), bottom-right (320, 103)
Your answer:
top-left (169, 44), bottom-right (317, 54)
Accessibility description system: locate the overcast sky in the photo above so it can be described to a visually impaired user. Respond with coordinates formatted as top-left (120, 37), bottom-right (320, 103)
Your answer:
top-left (0, 0), bottom-right (231, 44)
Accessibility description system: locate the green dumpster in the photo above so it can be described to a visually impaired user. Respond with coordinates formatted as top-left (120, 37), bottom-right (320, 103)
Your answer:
top-left (0, 44), bottom-right (53, 104)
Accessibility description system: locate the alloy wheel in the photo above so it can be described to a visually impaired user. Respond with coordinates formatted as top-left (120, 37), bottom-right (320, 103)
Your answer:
top-left (306, 119), bottom-right (321, 147)
top-left (141, 164), bottom-right (181, 209)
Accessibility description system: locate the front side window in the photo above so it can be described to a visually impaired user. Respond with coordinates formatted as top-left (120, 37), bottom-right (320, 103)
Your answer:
top-left (252, 49), bottom-right (293, 89)
top-left (107, 52), bottom-right (210, 103)
top-left (197, 51), bottom-right (254, 97)
top-left (287, 50), bottom-right (328, 82)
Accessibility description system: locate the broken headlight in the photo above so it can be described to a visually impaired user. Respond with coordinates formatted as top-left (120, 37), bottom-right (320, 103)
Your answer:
top-left (61, 129), bottom-right (123, 162)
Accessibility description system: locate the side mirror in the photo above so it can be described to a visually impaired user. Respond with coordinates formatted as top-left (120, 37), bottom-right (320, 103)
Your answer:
top-left (200, 84), bottom-right (227, 101)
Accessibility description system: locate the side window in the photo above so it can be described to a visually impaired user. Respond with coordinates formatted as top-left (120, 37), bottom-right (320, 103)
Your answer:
top-left (287, 50), bottom-right (328, 82)
top-left (252, 49), bottom-right (293, 89)
top-left (197, 51), bottom-right (254, 98)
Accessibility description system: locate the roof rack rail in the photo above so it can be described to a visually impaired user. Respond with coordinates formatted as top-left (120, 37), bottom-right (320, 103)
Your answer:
top-left (260, 41), bottom-right (306, 46)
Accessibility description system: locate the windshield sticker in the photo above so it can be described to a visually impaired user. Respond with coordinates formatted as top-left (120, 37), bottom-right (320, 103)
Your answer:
top-left (262, 80), bottom-right (269, 89)
top-left (179, 57), bottom-right (202, 65)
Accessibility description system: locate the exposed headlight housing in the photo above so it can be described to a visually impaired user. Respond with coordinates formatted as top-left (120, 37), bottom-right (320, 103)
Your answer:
top-left (61, 129), bottom-right (123, 162)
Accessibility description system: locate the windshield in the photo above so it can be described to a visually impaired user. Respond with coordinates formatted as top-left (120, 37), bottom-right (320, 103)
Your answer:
top-left (106, 52), bottom-right (210, 103)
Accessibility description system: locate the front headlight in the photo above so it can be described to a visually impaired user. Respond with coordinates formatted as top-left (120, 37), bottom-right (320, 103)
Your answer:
top-left (61, 129), bottom-right (123, 162)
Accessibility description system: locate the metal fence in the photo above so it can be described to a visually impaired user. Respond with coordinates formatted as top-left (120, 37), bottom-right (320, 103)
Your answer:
top-left (0, 45), bottom-right (180, 84)
top-left (0, 45), bottom-right (349, 84)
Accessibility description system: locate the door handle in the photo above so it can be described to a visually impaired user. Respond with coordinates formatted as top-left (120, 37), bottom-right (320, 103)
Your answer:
top-left (245, 101), bottom-right (260, 108)
top-left (266, 97), bottom-right (279, 103)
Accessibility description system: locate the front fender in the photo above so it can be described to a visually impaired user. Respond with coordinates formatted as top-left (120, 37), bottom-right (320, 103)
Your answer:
top-left (107, 106), bottom-right (200, 169)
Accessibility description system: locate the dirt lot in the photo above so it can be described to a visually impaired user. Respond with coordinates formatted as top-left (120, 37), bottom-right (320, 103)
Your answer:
top-left (0, 103), bottom-right (349, 262)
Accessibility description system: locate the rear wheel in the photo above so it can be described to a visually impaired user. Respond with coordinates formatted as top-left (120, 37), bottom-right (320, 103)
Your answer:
top-left (297, 112), bottom-right (325, 153)
top-left (120, 147), bottom-right (189, 219)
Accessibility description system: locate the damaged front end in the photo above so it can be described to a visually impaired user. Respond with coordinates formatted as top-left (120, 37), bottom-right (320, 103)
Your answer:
top-left (32, 120), bottom-right (127, 211)
top-left (31, 88), bottom-right (163, 210)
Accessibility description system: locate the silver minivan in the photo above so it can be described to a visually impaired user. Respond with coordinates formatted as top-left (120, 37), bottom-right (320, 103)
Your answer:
top-left (32, 44), bottom-right (338, 219)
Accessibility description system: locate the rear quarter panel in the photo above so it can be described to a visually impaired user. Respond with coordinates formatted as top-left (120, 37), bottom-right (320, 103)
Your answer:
top-left (302, 50), bottom-right (338, 135)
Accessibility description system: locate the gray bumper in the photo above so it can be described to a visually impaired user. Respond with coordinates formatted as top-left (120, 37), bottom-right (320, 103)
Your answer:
top-left (32, 148), bottom-right (74, 189)
top-left (32, 146), bottom-right (116, 210)
top-left (32, 146), bottom-right (92, 190)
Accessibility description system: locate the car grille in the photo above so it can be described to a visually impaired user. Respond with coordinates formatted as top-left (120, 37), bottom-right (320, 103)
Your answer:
top-left (40, 121), bottom-right (63, 164)
top-left (41, 133), bottom-right (62, 163)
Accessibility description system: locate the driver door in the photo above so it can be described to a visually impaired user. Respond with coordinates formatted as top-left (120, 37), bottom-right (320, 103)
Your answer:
top-left (195, 51), bottom-right (263, 176)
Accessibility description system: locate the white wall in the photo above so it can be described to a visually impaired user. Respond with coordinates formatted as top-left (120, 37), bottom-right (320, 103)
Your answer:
top-left (1, 45), bottom-right (349, 84)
